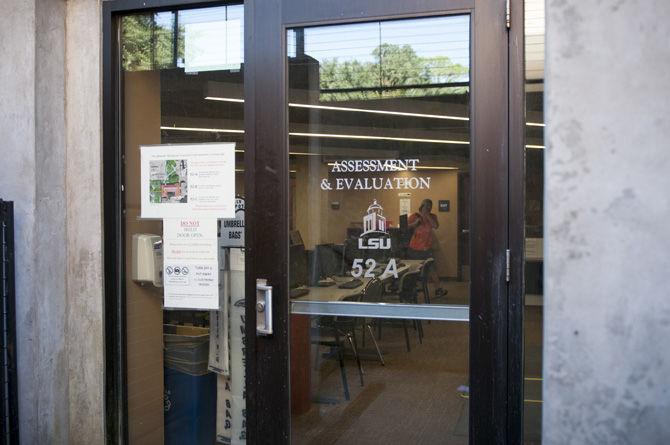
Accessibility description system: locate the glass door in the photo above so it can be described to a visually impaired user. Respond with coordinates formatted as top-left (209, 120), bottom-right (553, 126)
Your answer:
top-left (245, 0), bottom-right (511, 443)
top-left (104, 2), bottom-right (249, 443)
top-left (287, 15), bottom-right (471, 443)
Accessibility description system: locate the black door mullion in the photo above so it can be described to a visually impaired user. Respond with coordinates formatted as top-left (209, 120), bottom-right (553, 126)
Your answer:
top-left (244, 0), bottom-right (291, 443)
top-left (469, 0), bottom-right (510, 443)
top-left (507, 0), bottom-right (526, 443)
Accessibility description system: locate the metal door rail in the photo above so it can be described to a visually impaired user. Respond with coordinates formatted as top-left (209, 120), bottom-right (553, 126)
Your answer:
top-left (290, 301), bottom-right (469, 321)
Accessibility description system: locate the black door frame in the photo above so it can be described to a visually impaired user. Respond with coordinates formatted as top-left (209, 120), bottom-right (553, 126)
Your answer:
top-left (246, 0), bottom-right (520, 443)
top-left (102, 0), bottom-right (526, 443)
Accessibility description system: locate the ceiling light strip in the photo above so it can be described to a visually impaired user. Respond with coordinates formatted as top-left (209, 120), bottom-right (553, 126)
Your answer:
top-left (160, 126), bottom-right (467, 145)
top-left (288, 102), bottom-right (468, 121)
top-left (289, 132), bottom-right (468, 145)
top-left (160, 126), bottom-right (244, 134)
top-left (204, 96), bottom-right (245, 103)
top-left (205, 96), bottom-right (469, 121)
top-left (204, 96), bottom-right (545, 127)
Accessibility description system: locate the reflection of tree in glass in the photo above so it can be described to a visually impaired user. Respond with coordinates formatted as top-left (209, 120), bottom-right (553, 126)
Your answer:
top-left (319, 44), bottom-right (468, 101)
top-left (149, 181), bottom-right (162, 203)
top-left (121, 13), bottom-right (184, 71)
top-left (165, 160), bottom-right (180, 184)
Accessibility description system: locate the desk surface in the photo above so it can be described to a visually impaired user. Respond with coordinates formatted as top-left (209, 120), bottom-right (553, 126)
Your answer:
top-left (293, 259), bottom-right (425, 303)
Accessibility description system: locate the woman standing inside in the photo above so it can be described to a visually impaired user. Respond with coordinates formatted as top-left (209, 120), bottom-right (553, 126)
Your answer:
top-left (407, 199), bottom-right (446, 298)
top-left (408, 199), bottom-right (439, 258)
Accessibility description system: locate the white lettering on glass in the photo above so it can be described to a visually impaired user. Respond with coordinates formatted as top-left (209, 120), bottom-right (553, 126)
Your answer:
top-left (320, 158), bottom-right (431, 192)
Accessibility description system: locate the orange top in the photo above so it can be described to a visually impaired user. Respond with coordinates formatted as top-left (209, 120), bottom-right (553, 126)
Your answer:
top-left (408, 212), bottom-right (437, 251)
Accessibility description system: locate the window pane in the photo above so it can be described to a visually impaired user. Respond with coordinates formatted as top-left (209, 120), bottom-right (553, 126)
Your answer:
top-left (120, 5), bottom-right (247, 444)
top-left (524, 0), bottom-right (545, 442)
top-left (287, 15), bottom-right (471, 444)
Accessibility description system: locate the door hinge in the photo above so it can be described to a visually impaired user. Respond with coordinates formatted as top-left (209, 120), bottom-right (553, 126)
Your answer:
top-left (505, 249), bottom-right (511, 282)
top-left (505, 0), bottom-right (511, 29)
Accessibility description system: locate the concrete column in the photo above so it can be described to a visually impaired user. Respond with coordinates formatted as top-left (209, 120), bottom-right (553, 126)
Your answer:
top-left (65, 0), bottom-right (105, 443)
top-left (35, 0), bottom-right (69, 442)
top-left (0, 1), bottom-right (39, 441)
top-left (544, 1), bottom-right (670, 443)
top-left (0, 0), bottom-right (104, 442)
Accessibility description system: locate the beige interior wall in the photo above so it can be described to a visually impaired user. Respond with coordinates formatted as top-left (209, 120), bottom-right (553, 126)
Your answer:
top-left (292, 158), bottom-right (459, 278)
top-left (123, 70), bottom-right (165, 445)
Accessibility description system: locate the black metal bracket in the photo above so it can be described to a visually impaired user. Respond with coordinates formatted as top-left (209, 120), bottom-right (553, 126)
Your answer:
top-left (0, 199), bottom-right (19, 444)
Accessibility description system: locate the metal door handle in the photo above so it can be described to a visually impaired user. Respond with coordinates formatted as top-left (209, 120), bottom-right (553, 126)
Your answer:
top-left (256, 279), bottom-right (273, 335)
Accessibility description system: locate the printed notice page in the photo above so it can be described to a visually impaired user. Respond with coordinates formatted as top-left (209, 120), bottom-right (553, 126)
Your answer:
top-left (163, 218), bottom-right (219, 310)
top-left (140, 143), bottom-right (235, 219)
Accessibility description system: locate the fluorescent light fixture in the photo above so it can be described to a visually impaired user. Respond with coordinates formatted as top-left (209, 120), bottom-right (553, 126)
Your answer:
top-left (289, 132), bottom-right (468, 145)
top-left (161, 124), bottom-right (539, 151)
top-left (289, 151), bottom-right (323, 156)
top-left (205, 96), bottom-right (469, 121)
top-left (205, 96), bottom-right (245, 103)
top-left (160, 125), bottom-right (243, 134)
top-left (288, 102), bottom-right (468, 121)
top-left (160, 125), bottom-right (467, 145)
top-left (204, 96), bottom-right (546, 127)
top-left (235, 147), bottom-right (322, 157)
top-left (235, 149), bottom-right (316, 157)
top-left (237, 168), bottom-right (297, 173)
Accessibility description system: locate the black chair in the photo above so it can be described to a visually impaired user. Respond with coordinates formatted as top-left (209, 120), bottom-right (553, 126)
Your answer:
top-left (358, 278), bottom-right (385, 366)
top-left (310, 294), bottom-right (365, 399)
top-left (379, 270), bottom-right (423, 351)
top-left (417, 257), bottom-right (435, 304)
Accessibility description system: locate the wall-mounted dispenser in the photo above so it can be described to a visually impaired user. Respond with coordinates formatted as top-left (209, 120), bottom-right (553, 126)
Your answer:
top-left (131, 233), bottom-right (163, 287)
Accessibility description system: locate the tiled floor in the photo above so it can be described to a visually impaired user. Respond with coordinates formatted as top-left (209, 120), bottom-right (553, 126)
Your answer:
top-left (290, 280), bottom-right (544, 444)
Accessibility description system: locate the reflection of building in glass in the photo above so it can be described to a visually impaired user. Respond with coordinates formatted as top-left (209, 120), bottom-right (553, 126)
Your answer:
top-left (362, 200), bottom-right (387, 235)
top-left (161, 183), bottom-right (182, 199)
top-left (149, 159), bottom-right (188, 203)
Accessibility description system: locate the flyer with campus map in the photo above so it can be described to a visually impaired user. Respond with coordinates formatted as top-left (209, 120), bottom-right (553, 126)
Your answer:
top-left (140, 143), bottom-right (236, 219)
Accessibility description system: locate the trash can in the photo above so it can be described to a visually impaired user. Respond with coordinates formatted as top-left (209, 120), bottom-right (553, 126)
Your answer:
top-left (164, 325), bottom-right (216, 445)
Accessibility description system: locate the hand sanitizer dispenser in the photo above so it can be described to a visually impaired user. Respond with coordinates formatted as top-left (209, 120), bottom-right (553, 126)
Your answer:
top-left (132, 234), bottom-right (163, 287)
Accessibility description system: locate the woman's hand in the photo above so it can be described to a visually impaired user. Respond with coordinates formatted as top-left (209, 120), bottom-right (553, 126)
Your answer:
top-left (423, 211), bottom-right (438, 229)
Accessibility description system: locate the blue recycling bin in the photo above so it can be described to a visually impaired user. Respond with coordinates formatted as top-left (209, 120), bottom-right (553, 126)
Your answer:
top-left (164, 325), bottom-right (216, 445)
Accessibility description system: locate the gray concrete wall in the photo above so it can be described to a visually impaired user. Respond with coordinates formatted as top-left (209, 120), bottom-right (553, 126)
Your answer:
top-left (65, 0), bottom-right (105, 442)
top-left (0, 0), bottom-right (39, 439)
top-left (544, 1), bottom-right (670, 443)
top-left (0, 0), bottom-right (104, 443)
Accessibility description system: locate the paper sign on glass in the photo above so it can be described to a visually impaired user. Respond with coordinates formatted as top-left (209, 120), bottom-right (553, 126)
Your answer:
top-left (140, 143), bottom-right (235, 219)
top-left (163, 218), bottom-right (219, 310)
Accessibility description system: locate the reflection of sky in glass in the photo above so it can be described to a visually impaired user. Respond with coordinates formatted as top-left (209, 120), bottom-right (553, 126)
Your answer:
top-left (177, 5), bottom-right (245, 68)
top-left (289, 15), bottom-right (469, 76)
top-left (154, 11), bottom-right (174, 29)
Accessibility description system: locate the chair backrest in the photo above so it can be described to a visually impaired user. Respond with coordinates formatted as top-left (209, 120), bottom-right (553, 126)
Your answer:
top-left (420, 258), bottom-right (434, 280)
top-left (398, 271), bottom-right (421, 302)
top-left (360, 278), bottom-right (383, 303)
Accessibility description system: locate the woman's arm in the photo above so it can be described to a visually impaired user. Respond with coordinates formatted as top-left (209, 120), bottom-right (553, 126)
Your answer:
top-left (429, 214), bottom-right (439, 229)
top-left (408, 213), bottom-right (422, 228)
